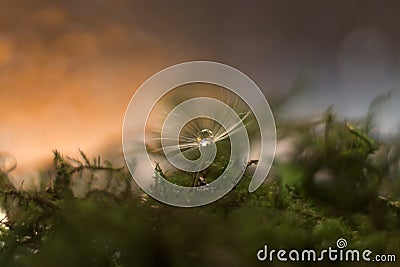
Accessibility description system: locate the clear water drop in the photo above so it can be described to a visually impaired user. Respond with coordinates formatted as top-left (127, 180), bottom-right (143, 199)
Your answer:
top-left (196, 129), bottom-right (215, 149)
top-left (199, 138), bottom-right (214, 148)
top-left (197, 129), bottom-right (214, 142)
top-left (0, 152), bottom-right (17, 173)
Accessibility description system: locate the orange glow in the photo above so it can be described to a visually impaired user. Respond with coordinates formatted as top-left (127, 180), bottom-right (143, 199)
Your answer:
top-left (0, 2), bottom-right (171, 176)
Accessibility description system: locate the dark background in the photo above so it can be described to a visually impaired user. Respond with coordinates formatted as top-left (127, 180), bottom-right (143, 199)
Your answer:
top-left (1, 0), bottom-right (400, 177)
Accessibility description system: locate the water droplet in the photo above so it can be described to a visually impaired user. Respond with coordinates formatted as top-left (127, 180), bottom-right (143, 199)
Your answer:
top-left (199, 138), bottom-right (214, 148)
top-left (0, 152), bottom-right (17, 173)
top-left (197, 129), bottom-right (214, 141)
top-left (196, 129), bottom-right (215, 149)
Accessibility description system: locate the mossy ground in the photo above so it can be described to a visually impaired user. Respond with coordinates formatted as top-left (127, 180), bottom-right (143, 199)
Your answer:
top-left (0, 114), bottom-right (399, 267)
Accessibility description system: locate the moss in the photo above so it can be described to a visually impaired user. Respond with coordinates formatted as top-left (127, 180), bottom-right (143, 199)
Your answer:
top-left (1, 113), bottom-right (400, 267)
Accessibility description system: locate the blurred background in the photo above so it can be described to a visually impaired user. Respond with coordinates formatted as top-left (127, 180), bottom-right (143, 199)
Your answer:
top-left (1, 0), bottom-right (400, 179)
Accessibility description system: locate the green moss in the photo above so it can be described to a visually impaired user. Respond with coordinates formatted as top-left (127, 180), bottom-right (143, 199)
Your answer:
top-left (1, 113), bottom-right (400, 267)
